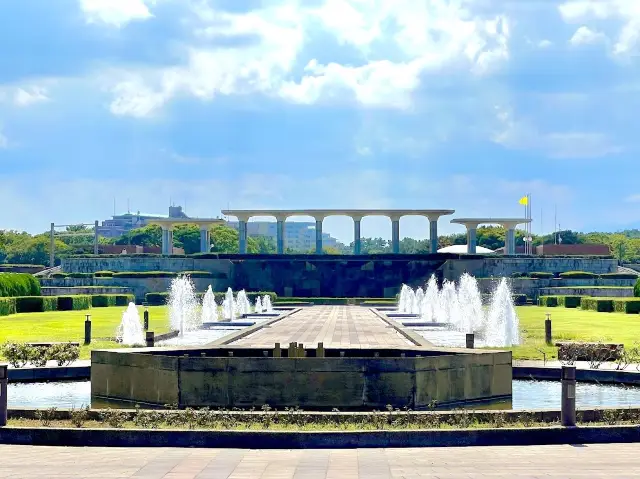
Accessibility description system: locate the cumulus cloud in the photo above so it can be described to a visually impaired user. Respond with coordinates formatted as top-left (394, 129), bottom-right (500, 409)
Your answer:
top-left (105, 0), bottom-right (512, 116)
top-left (569, 26), bottom-right (608, 46)
top-left (14, 87), bottom-right (49, 106)
top-left (79, 0), bottom-right (155, 27)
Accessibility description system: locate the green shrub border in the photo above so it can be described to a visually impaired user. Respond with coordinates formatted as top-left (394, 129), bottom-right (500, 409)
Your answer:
top-left (0, 273), bottom-right (41, 297)
top-left (145, 291), bottom-right (277, 306)
top-left (57, 295), bottom-right (92, 311)
top-left (14, 296), bottom-right (58, 313)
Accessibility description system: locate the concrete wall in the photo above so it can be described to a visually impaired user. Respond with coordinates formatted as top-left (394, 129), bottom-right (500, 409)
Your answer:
top-left (41, 286), bottom-right (133, 297)
top-left (62, 255), bottom-right (618, 298)
top-left (91, 348), bottom-right (512, 410)
top-left (477, 278), bottom-right (637, 300)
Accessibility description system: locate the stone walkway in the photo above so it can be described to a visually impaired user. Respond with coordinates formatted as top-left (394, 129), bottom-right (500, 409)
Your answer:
top-left (232, 306), bottom-right (411, 349)
top-left (0, 444), bottom-right (637, 478)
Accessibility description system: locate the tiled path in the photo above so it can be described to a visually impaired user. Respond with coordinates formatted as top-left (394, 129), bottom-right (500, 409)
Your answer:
top-left (231, 306), bottom-right (411, 349)
top-left (0, 444), bottom-right (637, 478)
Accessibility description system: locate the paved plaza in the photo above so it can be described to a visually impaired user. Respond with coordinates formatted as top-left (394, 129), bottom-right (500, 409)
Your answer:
top-left (0, 444), bottom-right (637, 478)
top-left (232, 306), bottom-right (411, 349)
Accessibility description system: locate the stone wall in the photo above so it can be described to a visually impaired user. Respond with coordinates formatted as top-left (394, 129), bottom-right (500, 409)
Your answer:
top-left (477, 278), bottom-right (637, 299)
top-left (41, 286), bottom-right (132, 296)
top-left (91, 348), bottom-right (512, 410)
top-left (61, 254), bottom-right (618, 298)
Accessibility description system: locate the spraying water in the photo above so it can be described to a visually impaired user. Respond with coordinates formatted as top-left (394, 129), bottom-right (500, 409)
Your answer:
top-left (168, 275), bottom-right (200, 336)
top-left (263, 295), bottom-right (273, 313)
top-left (222, 287), bottom-right (235, 320)
top-left (255, 296), bottom-right (263, 313)
top-left (457, 273), bottom-right (484, 334)
top-left (115, 303), bottom-right (145, 346)
top-left (236, 290), bottom-right (251, 316)
top-left (201, 285), bottom-right (219, 323)
top-left (421, 275), bottom-right (440, 323)
top-left (484, 278), bottom-right (520, 347)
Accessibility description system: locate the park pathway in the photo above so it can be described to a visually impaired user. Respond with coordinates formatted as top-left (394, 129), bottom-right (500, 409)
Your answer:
top-left (231, 306), bottom-right (411, 349)
top-left (0, 443), bottom-right (636, 478)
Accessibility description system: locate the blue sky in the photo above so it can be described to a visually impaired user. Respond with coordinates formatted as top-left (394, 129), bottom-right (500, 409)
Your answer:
top-left (1, 0), bottom-right (640, 243)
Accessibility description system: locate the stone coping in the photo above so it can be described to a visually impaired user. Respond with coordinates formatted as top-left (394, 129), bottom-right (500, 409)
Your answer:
top-left (0, 425), bottom-right (638, 448)
top-left (222, 209), bottom-right (456, 221)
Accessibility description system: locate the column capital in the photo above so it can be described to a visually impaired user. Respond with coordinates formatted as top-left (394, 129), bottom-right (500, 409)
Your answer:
top-left (389, 214), bottom-right (402, 222)
top-left (313, 215), bottom-right (326, 222)
top-left (274, 214), bottom-right (289, 222)
top-left (236, 215), bottom-right (252, 223)
top-left (351, 215), bottom-right (363, 222)
top-left (501, 221), bottom-right (519, 230)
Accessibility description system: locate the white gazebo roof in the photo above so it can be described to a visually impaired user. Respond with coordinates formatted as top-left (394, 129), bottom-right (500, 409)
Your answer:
top-left (437, 244), bottom-right (495, 254)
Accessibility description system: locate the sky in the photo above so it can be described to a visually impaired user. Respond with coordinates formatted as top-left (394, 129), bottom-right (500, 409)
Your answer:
top-left (1, 0), bottom-right (640, 244)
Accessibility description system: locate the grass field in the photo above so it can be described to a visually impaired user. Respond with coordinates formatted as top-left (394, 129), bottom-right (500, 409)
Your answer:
top-left (0, 306), bottom-right (171, 359)
top-left (1, 305), bottom-right (639, 361)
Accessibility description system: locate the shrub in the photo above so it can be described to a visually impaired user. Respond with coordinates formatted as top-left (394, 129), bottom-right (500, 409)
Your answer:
top-left (557, 296), bottom-right (582, 308)
top-left (559, 271), bottom-right (598, 279)
top-left (612, 298), bottom-right (640, 314)
top-left (67, 272), bottom-right (94, 278)
top-left (112, 271), bottom-right (176, 278)
top-left (145, 291), bottom-right (278, 306)
top-left (50, 272), bottom-right (69, 278)
top-left (92, 294), bottom-right (135, 307)
top-left (57, 295), bottom-right (92, 311)
top-left (0, 342), bottom-right (34, 367)
top-left (528, 272), bottom-right (553, 279)
top-left (94, 271), bottom-right (114, 277)
top-left (512, 294), bottom-right (527, 306)
top-left (581, 297), bottom-right (614, 312)
top-left (538, 296), bottom-right (558, 307)
top-left (0, 298), bottom-right (16, 316)
top-left (145, 292), bottom-right (169, 306)
top-left (635, 278), bottom-right (640, 298)
top-left (600, 273), bottom-right (638, 280)
top-left (0, 272), bottom-right (41, 297)
top-left (47, 343), bottom-right (80, 366)
top-left (14, 296), bottom-right (58, 313)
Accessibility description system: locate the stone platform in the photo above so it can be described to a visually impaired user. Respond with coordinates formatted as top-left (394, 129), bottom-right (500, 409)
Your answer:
top-left (91, 306), bottom-right (512, 410)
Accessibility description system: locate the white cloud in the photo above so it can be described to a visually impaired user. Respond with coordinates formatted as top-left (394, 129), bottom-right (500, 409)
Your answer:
top-left (79, 0), bottom-right (155, 27)
top-left (538, 39), bottom-right (553, 48)
top-left (569, 26), bottom-right (608, 46)
top-left (105, 0), bottom-right (512, 116)
top-left (13, 87), bottom-right (49, 106)
top-left (625, 194), bottom-right (640, 203)
top-left (0, 128), bottom-right (7, 149)
top-left (492, 105), bottom-right (621, 159)
top-left (559, 1), bottom-right (640, 55)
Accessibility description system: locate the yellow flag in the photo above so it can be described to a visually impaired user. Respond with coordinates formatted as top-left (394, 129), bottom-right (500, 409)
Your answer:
top-left (518, 196), bottom-right (528, 206)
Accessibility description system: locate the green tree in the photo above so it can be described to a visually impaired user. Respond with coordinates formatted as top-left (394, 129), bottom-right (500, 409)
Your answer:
top-left (173, 225), bottom-right (201, 254)
top-left (210, 225), bottom-right (240, 253)
top-left (114, 225), bottom-right (162, 247)
top-left (399, 238), bottom-right (431, 254)
top-left (5, 236), bottom-right (71, 266)
top-left (250, 235), bottom-right (276, 254)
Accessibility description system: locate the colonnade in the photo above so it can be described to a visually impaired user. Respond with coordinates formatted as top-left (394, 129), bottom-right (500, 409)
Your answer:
top-left (222, 209), bottom-right (455, 255)
top-left (148, 219), bottom-right (224, 255)
top-left (450, 218), bottom-right (532, 255)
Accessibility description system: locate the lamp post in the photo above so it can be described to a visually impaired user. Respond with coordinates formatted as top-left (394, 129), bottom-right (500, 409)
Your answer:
top-left (84, 314), bottom-right (92, 345)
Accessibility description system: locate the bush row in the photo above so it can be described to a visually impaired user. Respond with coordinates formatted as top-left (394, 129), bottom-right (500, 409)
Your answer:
top-left (635, 278), bottom-right (640, 298)
top-left (512, 271), bottom-right (637, 280)
top-left (0, 297), bottom-right (16, 316)
top-left (0, 272), bottom-right (41, 297)
top-left (91, 294), bottom-right (135, 308)
top-left (145, 291), bottom-right (277, 306)
top-left (0, 342), bottom-right (80, 368)
top-left (539, 295), bottom-right (640, 314)
top-left (0, 294), bottom-right (132, 315)
top-left (50, 271), bottom-right (221, 279)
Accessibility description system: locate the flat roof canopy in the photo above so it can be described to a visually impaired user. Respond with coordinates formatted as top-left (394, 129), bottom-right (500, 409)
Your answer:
top-left (451, 218), bottom-right (531, 228)
top-left (222, 209), bottom-right (455, 220)
top-left (146, 218), bottom-right (224, 227)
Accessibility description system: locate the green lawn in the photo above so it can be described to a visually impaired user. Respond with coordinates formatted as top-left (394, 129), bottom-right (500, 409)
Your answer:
top-left (507, 306), bottom-right (640, 360)
top-left (0, 306), bottom-right (171, 359)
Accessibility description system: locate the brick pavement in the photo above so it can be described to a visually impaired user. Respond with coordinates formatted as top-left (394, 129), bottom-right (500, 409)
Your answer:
top-left (0, 444), bottom-right (638, 478)
top-left (232, 306), bottom-right (411, 349)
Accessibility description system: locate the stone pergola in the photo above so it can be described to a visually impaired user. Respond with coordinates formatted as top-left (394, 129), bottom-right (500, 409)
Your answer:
top-left (221, 209), bottom-right (455, 255)
top-left (146, 218), bottom-right (225, 255)
top-left (450, 218), bottom-right (532, 255)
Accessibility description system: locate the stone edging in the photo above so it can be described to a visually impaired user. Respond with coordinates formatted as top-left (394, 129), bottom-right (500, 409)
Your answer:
top-left (514, 366), bottom-right (640, 385)
top-left (0, 425), bottom-right (638, 448)
top-left (369, 308), bottom-right (433, 347)
top-left (8, 366), bottom-right (90, 383)
top-left (209, 308), bottom-right (302, 346)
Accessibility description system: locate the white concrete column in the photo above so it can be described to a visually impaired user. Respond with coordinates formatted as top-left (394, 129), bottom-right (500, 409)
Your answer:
top-left (200, 226), bottom-right (210, 253)
top-left (390, 215), bottom-right (401, 254)
top-left (161, 226), bottom-right (170, 255)
top-left (427, 216), bottom-right (439, 254)
top-left (275, 215), bottom-right (287, 254)
top-left (353, 216), bottom-right (362, 255)
top-left (166, 227), bottom-right (174, 255)
top-left (314, 216), bottom-right (325, 255)
top-left (237, 216), bottom-right (250, 254)
top-left (467, 227), bottom-right (478, 254)
top-left (502, 222), bottom-right (518, 256)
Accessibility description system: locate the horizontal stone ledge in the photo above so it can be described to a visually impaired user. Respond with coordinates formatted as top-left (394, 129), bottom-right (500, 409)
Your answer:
top-left (0, 425), bottom-right (639, 448)
top-left (8, 366), bottom-right (90, 383)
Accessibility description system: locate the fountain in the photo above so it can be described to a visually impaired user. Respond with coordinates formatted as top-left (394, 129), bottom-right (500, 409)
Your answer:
top-left (255, 296), bottom-right (263, 314)
top-left (222, 287), bottom-right (235, 320)
top-left (201, 285), bottom-right (219, 323)
top-left (168, 275), bottom-right (200, 336)
top-left (115, 303), bottom-right (145, 346)
top-left (400, 273), bottom-right (520, 347)
top-left (236, 290), bottom-right (251, 316)
top-left (263, 295), bottom-right (273, 313)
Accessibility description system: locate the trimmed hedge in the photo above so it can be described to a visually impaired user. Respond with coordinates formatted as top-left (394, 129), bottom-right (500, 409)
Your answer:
top-left (559, 271), bottom-right (598, 279)
top-left (558, 295), bottom-right (582, 308)
top-left (612, 298), bottom-right (640, 314)
top-left (0, 298), bottom-right (16, 316)
top-left (57, 295), bottom-right (92, 311)
top-left (0, 273), bottom-right (41, 297)
top-left (529, 272), bottom-right (554, 279)
top-left (512, 294), bottom-right (527, 306)
top-left (50, 272), bottom-right (68, 278)
top-left (580, 297), bottom-right (614, 313)
top-left (635, 278), bottom-right (640, 298)
top-left (14, 296), bottom-right (58, 313)
top-left (112, 271), bottom-right (214, 279)
top-left (91, 294), bottom-right (135, 308)
top-left (145, 291), bottom-right (277, 306)
top-left (94, 271), bottom-right (114, 277)
top-left (538, 296), bottom-right (558, 307)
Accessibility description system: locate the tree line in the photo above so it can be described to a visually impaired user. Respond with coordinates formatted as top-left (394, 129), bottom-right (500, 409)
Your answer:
top-left (1, 223), bottom-right (640, 266)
